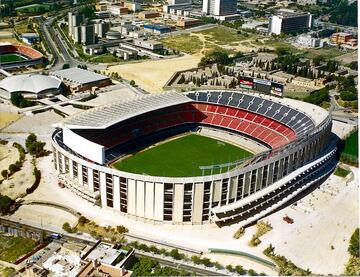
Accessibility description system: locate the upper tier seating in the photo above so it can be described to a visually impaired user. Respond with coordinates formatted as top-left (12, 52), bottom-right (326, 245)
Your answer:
top-left (76, 102), bottom-right (297, 150)
top-left (187, 91), bottom-right (314, 137)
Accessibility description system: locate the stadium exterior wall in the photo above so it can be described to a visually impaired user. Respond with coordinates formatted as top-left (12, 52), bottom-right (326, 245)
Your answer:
top-left (51, 109), bottom-right (335, 226)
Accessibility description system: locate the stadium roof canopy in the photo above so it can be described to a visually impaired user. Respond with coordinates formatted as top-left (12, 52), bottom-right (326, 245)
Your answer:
top-left (0, 74), bottom-right (61, 94)
top-left (51, 68), bottom-right (109, 85)
top-left (64, 92), bottom-right (192, 129)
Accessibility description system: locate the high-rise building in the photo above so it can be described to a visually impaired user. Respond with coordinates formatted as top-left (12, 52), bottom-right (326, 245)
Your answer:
top-left (68, 12), bottom-right (73, 37)
top-left (202, 0), bottom-right (237, 17)
top-left (81, 25), bottom-right (95, 45)
top-left (94, 21), bottom-right (111, 38)
top-left (68, 12), bottom-right (84, 39)
top-left (268, 11), bottom-right (312, 35)
top-left (74, 26), bottom-right (82, 44)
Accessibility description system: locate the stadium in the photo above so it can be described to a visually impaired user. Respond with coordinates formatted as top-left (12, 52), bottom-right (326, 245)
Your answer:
top-left (52, 90), bottom-right (337, 227)
top-left (0, 43), bottom-right (44, 69)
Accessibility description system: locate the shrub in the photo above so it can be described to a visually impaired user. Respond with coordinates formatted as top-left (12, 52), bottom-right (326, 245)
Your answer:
top-left (348, 228), bottom-right (359, 258)
top-left (62, 222), bottom-right (71, 232)
top-left (235, 265), bottom-right (245, 275)
top-left (233, 227), bottom-right (245, 239)
top-left (1, 170), bottom-right (8, 179)
top-left (116, 225), bottom-right (128, 233)
top-left (78, 216), bottom-right (89, 225)
top-left (8, 163), bottom-right (20, 174)
top-left (0, 195), bottom-right (14, 215)
top-left (169, 249), bottom-right (182, 260)
top-left (149, 245), bottom-right (159, 254)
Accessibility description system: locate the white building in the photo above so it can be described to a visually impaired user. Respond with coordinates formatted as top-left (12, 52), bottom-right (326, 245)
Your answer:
top-left (168, 0), bottom-right (191, 4)
top-left (296, 34), bottom-right (322, 48)
top-left (202, 0), bottom-right (237, 17)
top-left (297, 0), bottom-right (317, 5)
top-left (269, 11), bottom-right (312, 35)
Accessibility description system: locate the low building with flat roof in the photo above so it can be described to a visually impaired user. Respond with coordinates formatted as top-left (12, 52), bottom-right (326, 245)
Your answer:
top-left (138, 10), bottom-right (160, 19)
top-left (133, 39), bottom-right (163, 51)
top-left (50, 68), bottom-right (111, 93)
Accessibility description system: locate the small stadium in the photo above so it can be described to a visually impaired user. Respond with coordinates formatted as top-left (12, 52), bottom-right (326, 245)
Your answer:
top-left (0, 43), bottom-right (44, 69)
top-left (52, 90), bottom-right (337, 227)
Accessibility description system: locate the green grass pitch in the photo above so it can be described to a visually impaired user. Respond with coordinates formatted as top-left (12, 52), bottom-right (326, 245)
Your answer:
top-left (343, 130), bottom-right (358, 157)
top-left (0, 54), bottom-right (27, 64)
top-left (112, 134), bottom-right (253, 177)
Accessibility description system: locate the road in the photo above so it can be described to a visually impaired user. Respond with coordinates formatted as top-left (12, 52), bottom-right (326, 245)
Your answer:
top-left (135, 252), bottom-right (226, 276)
top-left (0, 217), bottom-right (228, 276)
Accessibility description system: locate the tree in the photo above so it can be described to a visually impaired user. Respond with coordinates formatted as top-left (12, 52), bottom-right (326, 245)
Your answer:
top-left (62, 63), bottom-right (70, 69)
top-left (62, 222), bottom-right (72, 232)
top-left (78, 216), bottom-right (89, 225)
top-left (348, 61), bottom-right (358, 71)
top-left (235, 265), bottom-right (245, 275)
top-left (130, 80), bottom-right (136, 86)
top-left (348, 228), bottom-right (359, 258)
top-left (25, 133), bottom-right (46, 157)
top-left (1, 169), bottom-right (8, 180)
top-left (0, 195), bottom-right (13, 215)
top-left (169, 249), bottom-right (181, 260)
top-left (8, 164), bottom-right (19, 174)
top-left (312, 55), bottom-right (325, 66)
top-left (198, 50), bottom-right (231, 66)
top-left (226, 265), bottom-right (234, 272)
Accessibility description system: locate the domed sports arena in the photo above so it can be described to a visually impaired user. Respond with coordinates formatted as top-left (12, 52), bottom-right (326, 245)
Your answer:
top-left (0, 74), bottom-right (62, 99)
top-left (0, 43), bottom-right (44, 69)
top-left (52, 90), bottom-right (337, 227)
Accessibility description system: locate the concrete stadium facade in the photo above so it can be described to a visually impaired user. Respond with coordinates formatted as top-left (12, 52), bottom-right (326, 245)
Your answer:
top-left (51, 90), bottom-right (337, 227)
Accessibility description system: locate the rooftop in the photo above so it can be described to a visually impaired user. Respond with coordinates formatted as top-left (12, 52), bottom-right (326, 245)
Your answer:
top-left (86, 242), bottom-right (128, 265)
top-left (0, 74), bottom-right (61, 94)
top-left (64, 92), bottom-right (191, 129)
top-left (51, 68), bottom-right (109, 85)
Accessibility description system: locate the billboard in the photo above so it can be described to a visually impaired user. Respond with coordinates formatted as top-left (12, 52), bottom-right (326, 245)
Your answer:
top-left (239, 76), bottom-right (254, 89)
top-left (253, 78), bottom-right (272, 94)
top-left (238, 76), bottom-right (284, 97)
top-left (270, 82), bottom-right (284, 97)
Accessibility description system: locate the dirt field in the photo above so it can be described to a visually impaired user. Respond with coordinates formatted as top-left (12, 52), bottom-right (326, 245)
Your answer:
top-left (0, 151), bottom-right (35, 199)
top-left (0, 111), bottom-right (22, 129)
top-left (106, 54), bottom-right (200, 93)
top-left (1, 110), bottom-right (63, 136)
top-left (0, 144), bottom-right (19, 182)
top-left (335, 51), bottom-right (358, 65)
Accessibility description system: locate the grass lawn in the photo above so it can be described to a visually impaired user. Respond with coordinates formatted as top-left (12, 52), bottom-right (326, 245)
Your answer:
top-left (161, 33), bottom-right (203, 54)
top-left (0, 266), bottom-right (15, 277)
top-left (90, 53), bottom-right (122, 63)
top-left (300, 46), bottom-right (351, 60)
top-left (334, 166), bottom-right (350, 178)
top-left (0, 54), bottom-right (27, 63)
top-left (0, 235), bottom-right (37, 263)
top-left (15, 3), bottom-right (52, 14)
top-left (197, 26), bottom-right (247, 45)
top-left (112, 134), bottom-right (253, 177)
top-left (343, 130), bottom-right (358, 157)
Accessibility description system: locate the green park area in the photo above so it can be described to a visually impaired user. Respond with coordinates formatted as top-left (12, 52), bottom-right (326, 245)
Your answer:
top-left (0, 234), bottom-right (37, 263)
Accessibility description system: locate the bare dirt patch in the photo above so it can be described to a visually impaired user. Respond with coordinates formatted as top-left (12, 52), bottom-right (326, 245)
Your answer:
top-left (106, 54), bottom-right (200, 93)
top-left (0, 111), bottom-right (22, 129)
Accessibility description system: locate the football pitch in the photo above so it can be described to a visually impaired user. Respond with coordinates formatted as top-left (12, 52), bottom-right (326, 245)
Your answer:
top-left (112, 134), bottom-right (253, 177)
top-left (0, 54), bottom-right (27, 63)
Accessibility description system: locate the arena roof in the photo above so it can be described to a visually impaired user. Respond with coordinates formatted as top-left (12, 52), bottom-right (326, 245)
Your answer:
top-left (50, 68), bottom-right (109, 85)
top-left (0, 74), bottom-right (61, 94)
top-left (64, 92), bottom-right (192, 129)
